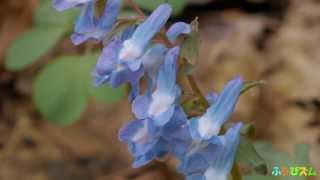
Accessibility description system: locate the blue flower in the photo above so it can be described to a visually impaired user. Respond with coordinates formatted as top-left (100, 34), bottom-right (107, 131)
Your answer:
top-left (178, 123), bottom-right (242, 180)
top-left (53, 0), bottom-right (93, 11)
top-left (92, 27), bottom-right (144, 89)
top-left (142, 22), bottom-right (191, 90)
top-left (119, 107), bottom-right (191, 168)
top-left (92, 4), bottom-right (174, 100)
top-left (189, 76), bottom-right (243, 141)
top-left (166, 22), bottom-right (192, 43)
top-left (118, 4), bottom-right (172, 72)
top-left (71, 0), bottom-right (121, 45)
top-left (132, 47), bottom-right (181, 126)
top-left (119, 47), bottom-right (193, 167)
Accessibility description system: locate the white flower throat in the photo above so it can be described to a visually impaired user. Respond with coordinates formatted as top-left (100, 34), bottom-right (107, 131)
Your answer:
top-left (148, 92), bottom-right (174, 116)
top-left (198, 115), bottom-right (220, 139)
top-left (119, 40), bottom-right (142, 61)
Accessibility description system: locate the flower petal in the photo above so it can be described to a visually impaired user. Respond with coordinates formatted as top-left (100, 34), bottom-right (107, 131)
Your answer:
top-left (190, 76), bottom-right (243, 140)
top-left (132, 94), bottom-right (152, 119)
top-left (71, 0), bottom-right (120, 45)
top-left (119, 119), bottom-right (158, 156)
top-left (206, 76), bottom-right (243, 125)
top-left (141, 44), bottom-right (168, 89)
top-left (166, 22), bottom-right (191, 43)
top-left (122, 4), bottom-right (172, 58)
top-left (97, 0), bottom-right (121, 31)
top-left (156, 47), bottom-right (180, 95)
top-left (53, 0), bottom-right (92, 11)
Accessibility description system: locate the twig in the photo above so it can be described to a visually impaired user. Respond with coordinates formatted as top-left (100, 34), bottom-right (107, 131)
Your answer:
top-left (126, 0), bottom-right (146, 19)
top-left (231, 163), bottom-right (243, 180)
top-left (186, 74), bottom-right (209, 108)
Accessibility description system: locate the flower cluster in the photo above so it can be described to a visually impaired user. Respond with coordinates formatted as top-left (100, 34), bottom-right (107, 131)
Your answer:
top-left (53, 1), bottom-right (245, 179)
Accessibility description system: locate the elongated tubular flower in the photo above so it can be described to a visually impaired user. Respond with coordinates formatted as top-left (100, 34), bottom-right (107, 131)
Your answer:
top-left (189, 76), bottom-right (243, 141)
top-left (53, 0), bottom-right (94, 11)
top-left (118, 4), bottom-right (172, 72)
top-left (71, 0), bottom-right (121, 45)
top-left (132, 47), bottom-right (181, 126)
top-left (179, 123), bottom-right (242, 180)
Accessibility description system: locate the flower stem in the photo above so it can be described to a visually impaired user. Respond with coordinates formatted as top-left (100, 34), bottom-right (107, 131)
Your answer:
top-left (186, 73), bottom-right (209, 108)
top-left (126, 0), bottom-right (146, 19)
top-left (231, 163), bottom-right (242, 180)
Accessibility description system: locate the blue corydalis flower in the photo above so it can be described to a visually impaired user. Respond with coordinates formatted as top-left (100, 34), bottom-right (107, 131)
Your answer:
top-left (119, 47), bottom-right (192, 167)
top-left (118, 4), bottom-right (172, 71)
top-left (71, 0), bottom-right (121, 45)
top-left (179, 123), bottom-right (242, 180)
top-left (92, 4), bottom-right (173, 100)
top-left (133, 47), bottom-right (181, 126)
top-left (92, 36), bottom-right (144, 88)
top-left (53, 0), bottom-right (93, 11)
top-left (189, 76), bottom-right (243, 141)
top-left (92, 26), bottom-right (144, 101)
top-left (119, 107), bottom-right (190, 168)
top-left (142, 22), bottom-right (191, 90)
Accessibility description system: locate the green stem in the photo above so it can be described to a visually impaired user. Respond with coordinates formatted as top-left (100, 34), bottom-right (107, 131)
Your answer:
top-left (186, 74), bottom-right (209, 108)
top-left (231, 163), bottom-right (242, 180)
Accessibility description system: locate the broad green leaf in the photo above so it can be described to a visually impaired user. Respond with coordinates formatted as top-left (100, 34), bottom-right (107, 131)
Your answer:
top-left (294, 144), bottom-right (309, 165)
top-left (133, 0), bottom-right (187, 15)
top-left (181, 18), bottom-right (200, 66)
top-left (35, 0), bottom-right (78, 27)
top-left (254, 142), bottom-right (292, 167)
top-left (34, 54), bottom-right (125, 125)
top-left (6, 27), bottom-right (67, 71)
top-left (236, 136), bottom-right (268, 175)
top-left (5, 0), bottom-right (77, 71)
top-left (253, 142), bottom-right (310, 180)
top-left (34, 56), bottom-right (91, 125)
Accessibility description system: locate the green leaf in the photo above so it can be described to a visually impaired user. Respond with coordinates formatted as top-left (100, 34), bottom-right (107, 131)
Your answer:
top-left (241, 80), bottom-right (266, 95)
top-left (294, 144), bottom-right (309, 165)
top-left (34, 56), bottom-right (89, 125)
top-left (133, 0), bottom-right (187, 15)
top-left (6, 27), bottom-right (67, 71)
top-left (236, 136), bottom-right (268, 175)
top-left (5, 0), bottom-right (78, 71)
top-left (181, 18), bottom-right (200, 66)
top-left (254, 142), bottom-right (293, 167)
top-left (34, 54), bottom-right (125, 125)
top-left (35, 0), bottom-right (78, 27)
top-left (253, 142), bottom-right (310, 180)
